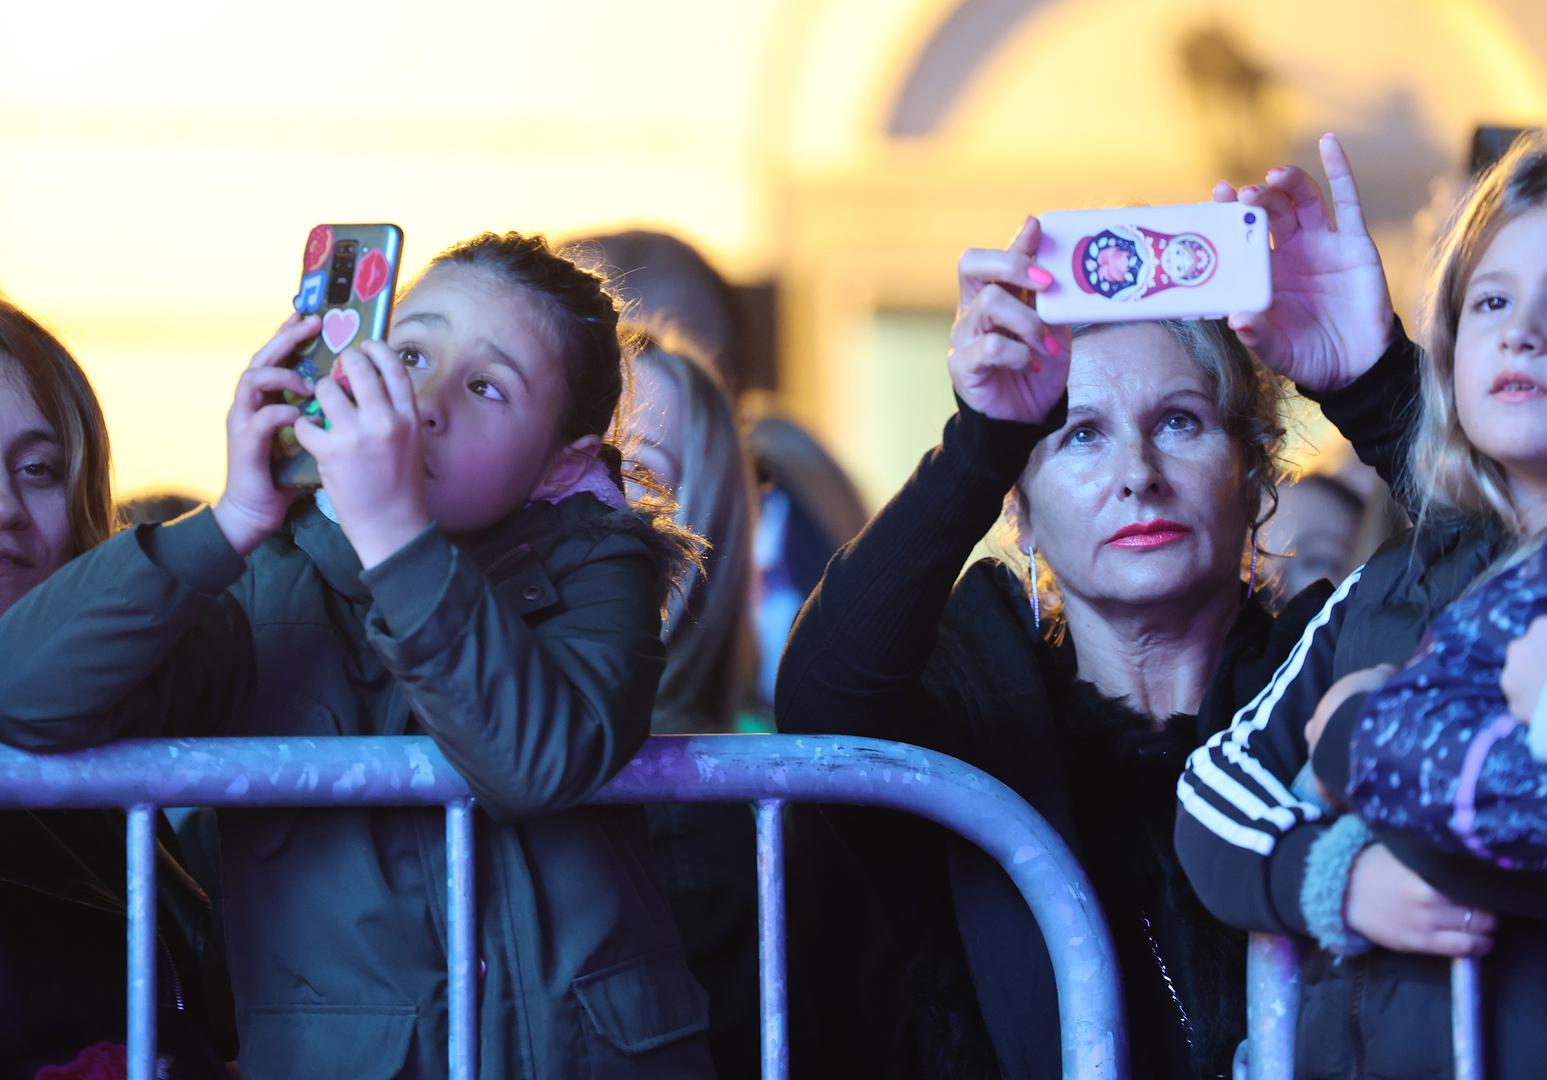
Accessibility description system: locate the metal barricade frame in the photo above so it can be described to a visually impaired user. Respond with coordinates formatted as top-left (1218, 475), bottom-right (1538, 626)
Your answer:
top-left (0, 733), bottom-right (1129, 1080)
top-left (1246, 934), bottom-right (1484, 1079)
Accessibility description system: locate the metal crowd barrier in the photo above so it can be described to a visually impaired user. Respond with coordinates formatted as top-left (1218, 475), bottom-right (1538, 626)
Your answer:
top-left (1245, 934), bottom-right (1484, 1080)
top-left (0, 733), bottom-right (1128, 1080)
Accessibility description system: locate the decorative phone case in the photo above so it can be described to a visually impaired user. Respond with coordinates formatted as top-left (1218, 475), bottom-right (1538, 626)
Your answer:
top-left (273, 223), bottom-right (404, 487)
top-left (1035, 202), bottom-right (1271, 325)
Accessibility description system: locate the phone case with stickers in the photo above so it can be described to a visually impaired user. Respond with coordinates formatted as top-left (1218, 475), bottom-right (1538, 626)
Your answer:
top-left (273, 222), bottom-right (404, 487)
top-left (1034, 202), bottom-right (1271, 325)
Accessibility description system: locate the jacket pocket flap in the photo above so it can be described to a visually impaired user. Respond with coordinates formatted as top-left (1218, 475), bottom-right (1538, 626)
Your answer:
top-left (573, 954), bottom-right (709, 1055)
top-left (240, 1003), bottom-right (415, 1078)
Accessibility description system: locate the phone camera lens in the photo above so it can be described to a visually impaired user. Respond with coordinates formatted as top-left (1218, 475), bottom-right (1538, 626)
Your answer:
top-left (1244, 211), bottom-right (1258, 225)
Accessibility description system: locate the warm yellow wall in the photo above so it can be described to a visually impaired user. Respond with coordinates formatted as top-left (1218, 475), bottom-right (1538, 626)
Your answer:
top-left (777, 0), bottom-right (1547, 508)
top-left (1, 0), bottom-right (804, 500)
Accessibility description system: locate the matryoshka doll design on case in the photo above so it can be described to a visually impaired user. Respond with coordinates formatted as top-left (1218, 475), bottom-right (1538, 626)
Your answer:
top-left (1073, 226), bottom-right (1218, 302)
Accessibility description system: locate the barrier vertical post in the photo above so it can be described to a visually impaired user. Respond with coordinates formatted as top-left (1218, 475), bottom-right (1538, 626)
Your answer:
top-left (1452, 957), bottom-right (1484, 1080)
top-left (755, 799), bottom-right (789, 1080)
top-left (126, 804), bottom-right (158, 1080)
top-left (1247, 933), bottom-right (1300, 1080)
top-left (447, 799), bottom-right (477, 1080)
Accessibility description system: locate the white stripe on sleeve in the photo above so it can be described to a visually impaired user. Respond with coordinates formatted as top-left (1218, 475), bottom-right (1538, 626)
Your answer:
top-left (1179, 565), bottom-right (1364, 850)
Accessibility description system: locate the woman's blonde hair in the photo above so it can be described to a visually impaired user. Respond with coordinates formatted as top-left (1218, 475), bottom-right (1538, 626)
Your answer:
top-left (1006, 318), bottom-right (1289, 636)
top-left (630, 326), bottom-right (758, 732)
top-left (1405, 130), bottom-right (1547, 538)
top-left (0, 298), bottom-right (115, 555)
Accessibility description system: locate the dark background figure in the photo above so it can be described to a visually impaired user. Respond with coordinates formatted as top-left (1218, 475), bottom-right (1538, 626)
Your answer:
top-left (741, 394), bottom-right (870, 705)
top-left (572, 228), bottom-right (779, 396)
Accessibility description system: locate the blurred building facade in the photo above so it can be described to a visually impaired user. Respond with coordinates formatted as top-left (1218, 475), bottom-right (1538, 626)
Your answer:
top-left (2, 0), bottom-right (1545, 505)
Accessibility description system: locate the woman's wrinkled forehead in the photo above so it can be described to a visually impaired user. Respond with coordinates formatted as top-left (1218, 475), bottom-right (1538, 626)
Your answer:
top-left (1064, 324), bottom-right (1218, 414)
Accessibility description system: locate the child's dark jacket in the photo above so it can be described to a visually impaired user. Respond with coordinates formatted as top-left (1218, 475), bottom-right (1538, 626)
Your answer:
top-left (0, 495), bottom-right (711, 1079)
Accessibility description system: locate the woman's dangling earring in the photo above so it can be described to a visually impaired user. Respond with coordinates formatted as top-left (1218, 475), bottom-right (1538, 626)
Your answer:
top-left (1247, 530), bottom-right (1260, 599)
top-left (1025, 546), bottom-right (1042, 631)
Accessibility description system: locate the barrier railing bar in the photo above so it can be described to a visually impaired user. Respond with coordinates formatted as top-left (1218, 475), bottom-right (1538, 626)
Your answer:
top-left (1452, 956), bottom-right (1483, 1080)
top-left (589, 735), bottom-right (1127, 1079)
top-left (1249, 936), bottom-right (1487, 1080)
top-left (0, 734), bottom-right (1127, 1080)
top-left (447, 799), bottom-right (477, 1080)
top-left (753, 799), bottom-right (788, 1080)
top-left (1246, 933), bottom-right (1299, 1080)
top-left (126, 804), bottom-right (157, 1080)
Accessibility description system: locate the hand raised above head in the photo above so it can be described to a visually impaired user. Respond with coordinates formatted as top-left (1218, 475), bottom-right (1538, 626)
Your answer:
top-left (1214, 134), bottom-right (1396, 393)
top-left (948, 216), bottom-right (1071, 425)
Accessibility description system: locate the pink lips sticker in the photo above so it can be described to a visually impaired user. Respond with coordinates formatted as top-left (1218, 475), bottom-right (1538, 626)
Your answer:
top-left (354, 248), bottom-right (390, 302)
top-left (322, 308), bottom-right (361, 353)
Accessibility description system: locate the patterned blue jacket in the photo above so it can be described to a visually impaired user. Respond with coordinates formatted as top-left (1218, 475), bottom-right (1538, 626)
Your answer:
top-left (1348, 541), bottom-right (1547, 870)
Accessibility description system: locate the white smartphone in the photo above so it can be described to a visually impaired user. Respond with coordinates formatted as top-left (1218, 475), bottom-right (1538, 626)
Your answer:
top-left (1035, 201), bottom-right (1271, 325)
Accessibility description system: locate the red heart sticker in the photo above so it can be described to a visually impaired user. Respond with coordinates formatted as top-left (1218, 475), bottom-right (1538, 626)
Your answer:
top-left (354, 248), bottom-right (389, 302)
top-left (304, 225), bottom-right (335, 273)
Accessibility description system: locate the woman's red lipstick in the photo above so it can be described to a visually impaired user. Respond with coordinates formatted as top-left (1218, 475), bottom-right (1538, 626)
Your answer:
top-left (1105, 519), bottom-right (1191, 549)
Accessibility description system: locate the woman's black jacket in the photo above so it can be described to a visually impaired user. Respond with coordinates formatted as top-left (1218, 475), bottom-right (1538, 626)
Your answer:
top-left (775, 333), bottom-right (1416, 1077)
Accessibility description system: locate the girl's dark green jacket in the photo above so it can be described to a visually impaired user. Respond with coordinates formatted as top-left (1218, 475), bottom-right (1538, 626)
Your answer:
top-left (0, 494), bottom-right (712, 1079)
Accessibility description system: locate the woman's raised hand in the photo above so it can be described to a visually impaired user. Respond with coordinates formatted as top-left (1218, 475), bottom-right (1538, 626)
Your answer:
top-left (1346, 843), bottom-right (1496, 957)
top-left (211, 313), bottom-right (317, 557)
top-left (1215, 133), bottom-right (1396, 393)
top-left (948, 216), bottom-right (1071, 425)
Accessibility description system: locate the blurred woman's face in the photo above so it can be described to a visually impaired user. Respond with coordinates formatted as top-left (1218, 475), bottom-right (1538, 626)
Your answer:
top-left (0, 364), bottom-right (72, 617)
top-left (1021, 324), bottom-right (1249, 616)
top-left (629, 359), bottom-right (685, 495)
top-left (1260, 479), bottom-right (1361, 598)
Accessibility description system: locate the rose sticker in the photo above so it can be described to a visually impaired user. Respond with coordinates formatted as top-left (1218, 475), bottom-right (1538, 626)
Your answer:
top-left (1097, 246), bottom-right (1132, 285)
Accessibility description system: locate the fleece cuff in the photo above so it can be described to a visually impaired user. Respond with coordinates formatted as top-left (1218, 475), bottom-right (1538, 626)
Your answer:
top-left (1290, 762), bottom-right (1333, 812)
top-left (1300, 813), bottom-right (1375, 958)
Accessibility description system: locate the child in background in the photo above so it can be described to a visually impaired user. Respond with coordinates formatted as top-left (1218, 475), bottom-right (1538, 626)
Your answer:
top-left (1331, 137), bottom-right (1547, 885)
top-left (1179, 132), bottom-right (1547, 1078)
top-left (626, 327), bottom-right (763, 1077)
top-left (0, 233), bottom-right (713, 1078)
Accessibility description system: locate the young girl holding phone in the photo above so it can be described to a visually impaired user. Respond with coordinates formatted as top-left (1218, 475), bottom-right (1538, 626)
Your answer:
top-left (1177, 132), bottom-right (1547, 1077)
top-left (0, 233), bottom-right (713, 1078)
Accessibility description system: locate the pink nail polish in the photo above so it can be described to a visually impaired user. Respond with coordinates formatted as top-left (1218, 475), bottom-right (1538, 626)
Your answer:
top-left (1043, 332), bottom-right (1061, 355)
top-left (1027, 265), bottom-right (1053, 287)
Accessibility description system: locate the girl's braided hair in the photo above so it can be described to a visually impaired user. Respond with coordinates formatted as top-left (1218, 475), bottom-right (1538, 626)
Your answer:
top-left (428, 232), bottom-right (703, 602)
